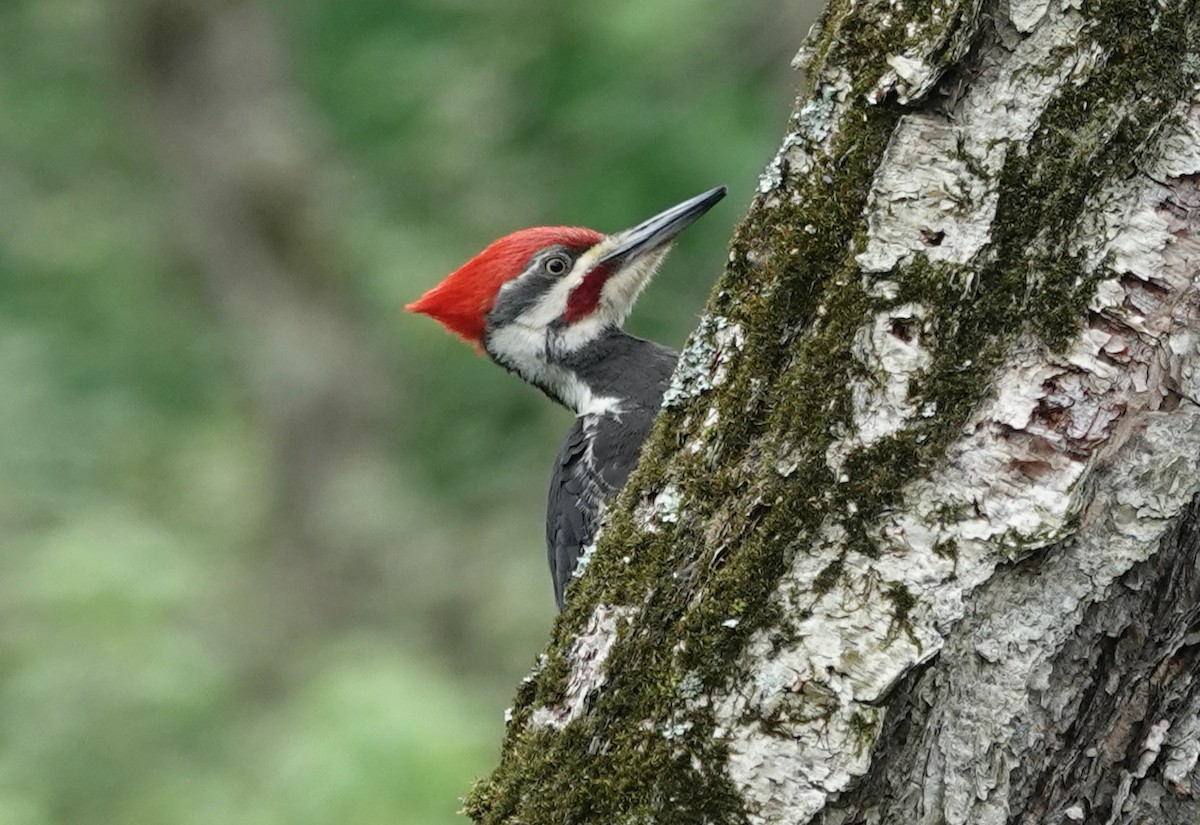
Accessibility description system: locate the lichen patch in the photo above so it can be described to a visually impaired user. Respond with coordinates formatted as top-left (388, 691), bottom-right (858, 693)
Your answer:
top-left (663, 316), bottom-right (746, 408)
top-left (529, 604), bottom-right (635, 730)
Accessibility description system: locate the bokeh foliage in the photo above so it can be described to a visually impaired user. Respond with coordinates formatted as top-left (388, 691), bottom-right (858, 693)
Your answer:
top-left (0, 0), bottom-right (812, 822)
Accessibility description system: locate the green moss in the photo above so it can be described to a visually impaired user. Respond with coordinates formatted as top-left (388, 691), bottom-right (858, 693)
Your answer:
top-left (933, 538), bottom-right (959, 561)
top-left (835, 433), bottom-right (925, 541)
top-left (531, 649), bottom-right (569, 707)
top-left (884, 582), bottom-right (920, 646)
top-left (848, 711), bottom-right (879, 756)
top-left (813, 554), bottom-right (845, 595)
top-left (466, 3), bottom-right (1200, 823)
top-left (817, 0), bottom-right (971, 98)
top-left (885, 582), bottom-right (917, 621)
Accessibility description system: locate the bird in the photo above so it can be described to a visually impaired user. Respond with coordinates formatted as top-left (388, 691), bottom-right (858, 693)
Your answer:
top-left (407, 186), bottom-right (727, 610)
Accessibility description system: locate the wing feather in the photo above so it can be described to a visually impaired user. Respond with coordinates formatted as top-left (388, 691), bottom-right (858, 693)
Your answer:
top-left (545, 409), bottom-right (655, 610)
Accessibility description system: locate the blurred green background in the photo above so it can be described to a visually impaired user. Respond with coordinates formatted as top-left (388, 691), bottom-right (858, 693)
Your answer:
top-left (0, 0), bottom-right (819, 822)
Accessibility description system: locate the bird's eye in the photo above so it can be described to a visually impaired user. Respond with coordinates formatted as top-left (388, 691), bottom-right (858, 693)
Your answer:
top-left (544, 255), bottom-right (569, 275)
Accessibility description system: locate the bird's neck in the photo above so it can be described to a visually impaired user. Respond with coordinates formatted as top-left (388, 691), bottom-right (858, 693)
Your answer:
top-left (489, 327), bottom-right (677, 416)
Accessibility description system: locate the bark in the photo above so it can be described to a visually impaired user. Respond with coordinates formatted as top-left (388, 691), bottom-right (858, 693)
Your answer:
top-left (467, 1), bottom-right (1200, 824)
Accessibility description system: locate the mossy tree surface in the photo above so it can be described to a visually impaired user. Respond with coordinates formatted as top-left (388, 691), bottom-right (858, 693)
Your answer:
top-left (467, 1), bottom-right (1200, 823)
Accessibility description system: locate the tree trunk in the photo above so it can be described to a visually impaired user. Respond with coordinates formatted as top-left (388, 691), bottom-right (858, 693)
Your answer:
top-left (465, 1), bottom-right (1200, 823)
top-left (128, 0), bottom-right (397, 644)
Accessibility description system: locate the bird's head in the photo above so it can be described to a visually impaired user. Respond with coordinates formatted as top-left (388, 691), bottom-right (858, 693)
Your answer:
top-left (406, 186), bottom-right (727, 366)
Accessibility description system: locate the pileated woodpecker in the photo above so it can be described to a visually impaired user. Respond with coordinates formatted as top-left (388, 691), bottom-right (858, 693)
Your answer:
top-left (407, 186), bottom-right (727, 609)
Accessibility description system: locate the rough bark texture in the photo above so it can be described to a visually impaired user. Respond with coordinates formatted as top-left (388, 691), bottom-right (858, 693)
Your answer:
top-left (467, 1), bottom-right (1200, 823)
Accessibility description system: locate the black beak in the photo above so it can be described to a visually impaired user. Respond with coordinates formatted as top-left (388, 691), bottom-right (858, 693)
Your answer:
top-left (597, 186), bottom-right (727, 266)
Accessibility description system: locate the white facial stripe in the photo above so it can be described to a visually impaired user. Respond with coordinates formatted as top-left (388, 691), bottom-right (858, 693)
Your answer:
top-left (501, 242), bottom-right (614, 331)
top-left (486, 324), bottom-right (621, 416)
top-left (512, 247), bottom-right (669, 356)
top-left (555, 313), bottom-right (608, 352)
top-left (548, 249), bottom-right (667, 353)
top-left (484, 238), bottom-right (669, 410)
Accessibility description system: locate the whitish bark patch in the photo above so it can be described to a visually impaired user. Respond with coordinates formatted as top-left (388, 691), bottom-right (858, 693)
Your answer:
top-left (857, 5), bottom-right (1091, 275)
top-left (530, 604), bottom-right (634, 730)
top-left (827, 303), bottom-right (933, 474)
top-left (715, 20), bottom-right (1200, 825)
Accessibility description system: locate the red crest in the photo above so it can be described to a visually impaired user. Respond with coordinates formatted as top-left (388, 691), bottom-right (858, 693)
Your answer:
top-left (407, 226), bottom-right (603, 346)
